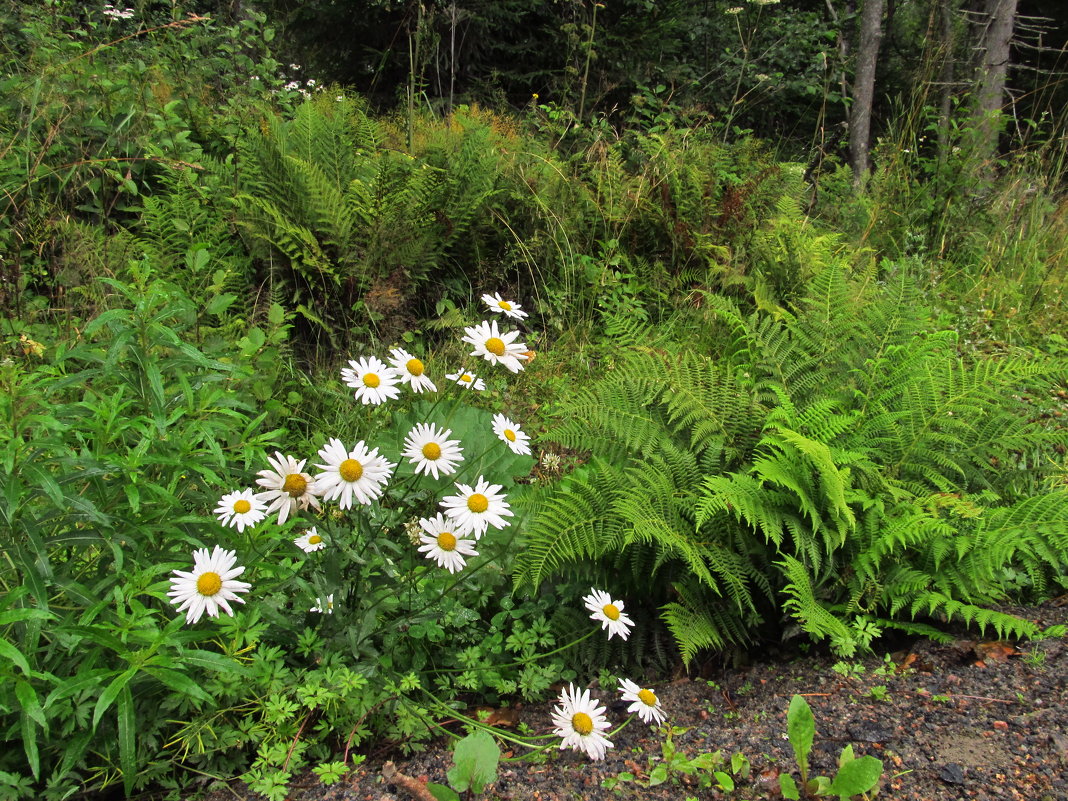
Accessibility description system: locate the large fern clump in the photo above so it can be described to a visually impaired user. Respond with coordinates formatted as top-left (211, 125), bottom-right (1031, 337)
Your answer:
top-left (234, 97), bottom-right (501, 348)
top-left (516, 266), bottom-right (1068, 665)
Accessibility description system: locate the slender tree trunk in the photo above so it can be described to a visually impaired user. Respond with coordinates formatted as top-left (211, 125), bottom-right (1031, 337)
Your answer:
top-left (971, 0), bottom-right (1019, 161)
top-left (849, 0), bottom-right (885, 187)
top-left (936, 0), bottom-right (960, 168)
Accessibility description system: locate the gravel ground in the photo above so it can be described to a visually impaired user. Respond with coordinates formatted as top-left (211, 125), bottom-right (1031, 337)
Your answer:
top-left (201, 601), bottom-right (1068, 801)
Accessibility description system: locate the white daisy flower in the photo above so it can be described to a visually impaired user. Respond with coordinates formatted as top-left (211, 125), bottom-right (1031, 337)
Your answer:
top-left (168, 546), bottom-right (251, 625)
top-left (256, 452), bottom-right (323, 525)
top-left (491, 414), bottom-right (532, 456)
top-left (481, 292), bottom-right (529, 320)
top-left (550, 684), bottom-right (613, 761)
top-left (294, 527), bottom-right (326, 553)
top-left (462, 320), bottom-right (528, 373)
top-left (310, 594), bottom-right (335, 614)
top-left (214, 488), bottom-right (267, 532)
top-left (583, 588), bottom-right (634, 641)
top-left (618, 678), bottom-right (666, 725)
top-left (341, 355), bottom-right (402, 405)
top-left (439, 476), bottom-right (513, 539)
top-left (417, 513), bottom-right (478, 573)
top-left (402, 422), bottom-right (464, 479)
top-left (446, 369), bottom-right (486, 391)
top-left (314, 438), bottom-right (396, 509)
top-left (388, 348), bottom-right (438, 393)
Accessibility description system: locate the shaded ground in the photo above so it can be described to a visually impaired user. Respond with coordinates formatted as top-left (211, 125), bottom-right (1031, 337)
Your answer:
top-left (202, 601), bottom-right (1068, 801)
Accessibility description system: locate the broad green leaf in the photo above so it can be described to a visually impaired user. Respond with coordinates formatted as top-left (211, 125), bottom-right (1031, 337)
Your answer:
top-left (648, 763), bottom-right (669, 787)
top-left (714, 771), bottom-right (734, 791)
top-left (780, 773), bottom-right (799, 800)
top-left (446, 730), bottom-right (499, 794)
top-left (827, 754), bottom-right (883, 799)
top-left (206, 293), bottom-right (237, 316)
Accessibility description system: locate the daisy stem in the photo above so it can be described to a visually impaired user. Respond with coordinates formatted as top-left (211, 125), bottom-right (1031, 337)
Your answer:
top-left (499, 742), bottom-right (557, 761)
top-left (606, 716), bottom-right (635, 738)
top-left (416, 687), bottom-right (551, 750)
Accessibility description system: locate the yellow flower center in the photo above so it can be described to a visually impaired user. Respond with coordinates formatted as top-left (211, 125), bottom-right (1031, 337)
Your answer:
top-left (485, 337), bottom-right (506, 356)
top-left (196, 571), bottom-right (222, 596)
top-left (460, 374), bottom-right (472, 383)
top-left (422, 442), bottom-right (442, 460)
top-left (339, 459), bottom-right (364, 482)
top-left (308, 534), bottom-right (322, 545)
top-left (363, 372), bottom-right (381, 388)
top-left (282, 473), bottom-right (308, 496)
top-left (437, 531), bottom-right (457, 551)
top-left (638, 688), bottom-right (657, 707)
top-left (499, 301), bottom-right (512, 311)
top-left (504, 429), bottom-right (517, 442)
top-left (406, 358), bottom-right (424, 376)
top-left (571, 712), bottom-right (594, 736)
top-left (233, 499), bottom-right (252, 514)
top-left (467, 493), bottom-right (489, 513)
top-left (603, 603), bottom-right (621, 621)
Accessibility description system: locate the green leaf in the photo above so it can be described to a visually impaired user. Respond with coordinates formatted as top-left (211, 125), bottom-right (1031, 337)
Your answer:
top-left (118, 684), bottom-right (136, 795)
top-left (15, 680), bottom-right (45, 727)
top-left (426, 783), bottom-right (460, 801)
top-left (787, 695), bottom-right (815, 782)
top-left (21, 713), bottom-right (39, 780)
top-left (144, 667), bottom-right (211, 702)
top-left (0, 609), bottom-right (52, 626)
top-left (45, 669), bottom-right (112, 708)
top-left (731, 751), bottom-right (750, 778)
top-left (268, 302), bottom-right (286, 325)
top-left (0, 636), bottom-right (31, 674)
top-left (780, 773), bottom-right (800, 800)
top-left (93, 667), bottom-right (137, 730)
top-left (446, 731), bottom-right (499, 794)
top-left (179, 649), bottom-right (250, 676)
top-left (827, 754), bottom-right (883, 799)
top-left (206, 293), bottom-right (237, 317)
top-left (648, 763), bottom-right (669, 787)
top-left (714, 771), bottom-right (734, 791)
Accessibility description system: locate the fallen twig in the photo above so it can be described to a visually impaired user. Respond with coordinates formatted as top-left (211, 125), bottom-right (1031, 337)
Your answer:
top-left (381, 761), bottom-right (438, 801)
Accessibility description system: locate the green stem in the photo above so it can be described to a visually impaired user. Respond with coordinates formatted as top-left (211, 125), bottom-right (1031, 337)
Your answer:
top-left (578, 1), bottom-right (600, 120)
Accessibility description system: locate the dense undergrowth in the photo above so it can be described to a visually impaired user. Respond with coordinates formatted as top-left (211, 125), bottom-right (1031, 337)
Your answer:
top-left (0, 3), bottom-right (1066, 800)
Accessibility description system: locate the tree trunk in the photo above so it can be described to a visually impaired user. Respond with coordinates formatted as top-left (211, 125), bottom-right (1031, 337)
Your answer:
top-left (936, 0), bottom-right (961, 168)
top-left (849, 0), bottom-right (885, 187)
top-left (970, 0), bottom-right (1019, 162)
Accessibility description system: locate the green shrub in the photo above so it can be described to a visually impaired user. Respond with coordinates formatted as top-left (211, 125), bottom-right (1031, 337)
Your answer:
top-left (517, 265), bottom-right (1068, 664)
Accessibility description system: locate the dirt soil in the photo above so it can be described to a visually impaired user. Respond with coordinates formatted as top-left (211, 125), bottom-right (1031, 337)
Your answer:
top-left (201, 601), bottom-right (1068, 801)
